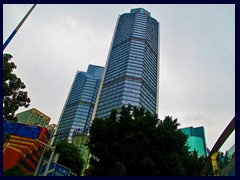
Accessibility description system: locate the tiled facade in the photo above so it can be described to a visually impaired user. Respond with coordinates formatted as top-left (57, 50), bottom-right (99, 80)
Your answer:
top-left (94, 8), bottom-right (160, 118)
top-left (56, 65), bottom-right (104, 142)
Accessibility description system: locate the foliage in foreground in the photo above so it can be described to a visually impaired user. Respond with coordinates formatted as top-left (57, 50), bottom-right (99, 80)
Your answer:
top-left (3, 134), bottom-right (11, 144)
top-left (3, 53), bottom-right (30, 122)
top-left (87, 105), bottom-right (205, 176)
top-left (44, 140), bottom-right (85, 176)
top-left (3, 165), bottom-right (26, 176)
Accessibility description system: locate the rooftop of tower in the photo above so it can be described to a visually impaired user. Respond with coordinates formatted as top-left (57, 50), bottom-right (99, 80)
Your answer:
top-left (130, 8), bottom-right (151, 16)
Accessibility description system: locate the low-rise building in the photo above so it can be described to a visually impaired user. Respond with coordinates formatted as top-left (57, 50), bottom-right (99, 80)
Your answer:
top-left (3, 122), bottom-right (50, 175)
top-left (16, 108), bottom-right (51, 127)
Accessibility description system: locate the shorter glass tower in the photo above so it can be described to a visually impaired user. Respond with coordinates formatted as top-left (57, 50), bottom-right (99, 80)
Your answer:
top-left (180, 126), bottom-right (207, 157)
top-left (56, 65), bottom-right (104, 143)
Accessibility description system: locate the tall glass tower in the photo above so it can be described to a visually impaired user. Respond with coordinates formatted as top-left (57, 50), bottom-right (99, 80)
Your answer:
top-left (56, 65), bottom-right (104, 142)
top-left (93, 8), bottom-right (160, 119)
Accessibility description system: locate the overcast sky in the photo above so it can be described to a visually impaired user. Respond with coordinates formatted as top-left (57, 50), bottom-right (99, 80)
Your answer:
top-left (3, 4), bottom-right (235, 152)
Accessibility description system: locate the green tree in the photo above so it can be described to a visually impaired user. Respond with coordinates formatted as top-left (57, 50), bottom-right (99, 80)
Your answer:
top-left (3, 53), bottom-right (31, 122)
top-left (87, 105), bottom-right (205, 176)
top-left (3, 165), bottom-right (26, 176)
top-left (3, 134), bottom-right (10, 144)
top-left (44, 140), bottom-right (85, 176)
top-left (183, 149), bottom-right (206, 176)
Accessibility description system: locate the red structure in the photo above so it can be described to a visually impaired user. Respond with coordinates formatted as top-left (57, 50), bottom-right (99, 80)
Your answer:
top-left (3, 122), bottom-right (50, 175)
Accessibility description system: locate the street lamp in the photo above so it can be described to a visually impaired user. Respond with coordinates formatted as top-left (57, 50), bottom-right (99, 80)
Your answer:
top-left (43, 146), bottom-right (55, 176)
top-left (35, 139), bottom-right (55, 176)
top-left (3, 142), bottom-right (10, 154)
top-left (34, 133), bottom-right (61, 176)
top-left (3, 4), bottom-right (37, 51)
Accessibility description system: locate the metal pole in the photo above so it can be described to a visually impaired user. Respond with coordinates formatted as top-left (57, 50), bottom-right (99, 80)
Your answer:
top-left (43, 146), bottom-right (55, 176)
top-left (50, 132), bottom-right (61, 147)
top-left (34, 143), bottom-right (47, 176)
top-left (34, 133), bottom-right (60, 176)
top-left (35, 138), bottom-right (52, 148)
top-left (201, 117), bottom-right (235, 176)
top-left (3, 4), bottom-right (37, 51)
top-left (3, 143), bottom-right (10, 153)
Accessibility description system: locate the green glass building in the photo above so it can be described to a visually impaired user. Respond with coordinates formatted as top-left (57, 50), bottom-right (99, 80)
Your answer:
top-left (16, 108), bottom-right (51, 127)
top-left (180, 126), bottom-right (207, 157)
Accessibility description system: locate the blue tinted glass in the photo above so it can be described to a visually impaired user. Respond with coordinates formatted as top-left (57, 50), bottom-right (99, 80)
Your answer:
top-left (96, 10), bottom-right (159, 118)
top-left (56, 65), bottom-right (104, 142)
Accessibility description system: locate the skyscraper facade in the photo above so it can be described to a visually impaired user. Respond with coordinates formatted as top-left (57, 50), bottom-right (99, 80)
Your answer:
top-left (93, 8), bottom-right (160, 119)
top-left (180, 126), bottom-right (207, 157)
top-left (56, 65), bottom-right (104, 142)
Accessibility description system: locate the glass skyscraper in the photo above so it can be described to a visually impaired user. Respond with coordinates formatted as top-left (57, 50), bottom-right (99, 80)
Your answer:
top-left (56, 65), bottom-right (104, 142)
top-left (180, 126), bottom-right (207, 157)
top-left (93, 8), bottom-right (160, 119)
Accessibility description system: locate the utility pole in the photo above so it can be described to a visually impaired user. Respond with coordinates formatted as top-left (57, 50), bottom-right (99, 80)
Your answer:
top-left (35, 138), bottom-right (55, 176)
top-left (34, 133), bottom-right (61, 176)
top-left (3, 4), bottom-right (37, 51)
top-left (3, 143), bottom-right (10, 153)
top-left (43, 147), bottom-right (56, 176)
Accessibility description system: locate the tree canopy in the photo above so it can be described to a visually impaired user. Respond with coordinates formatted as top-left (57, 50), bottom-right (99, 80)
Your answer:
top-left (3, 53), bottom-right (30, 122)
top-left (87, 105), bottom-right (205, 176)
top-left (44, 140), bottom-right (85, 176)
top-left (3, 165), bottom-right (27, 176)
